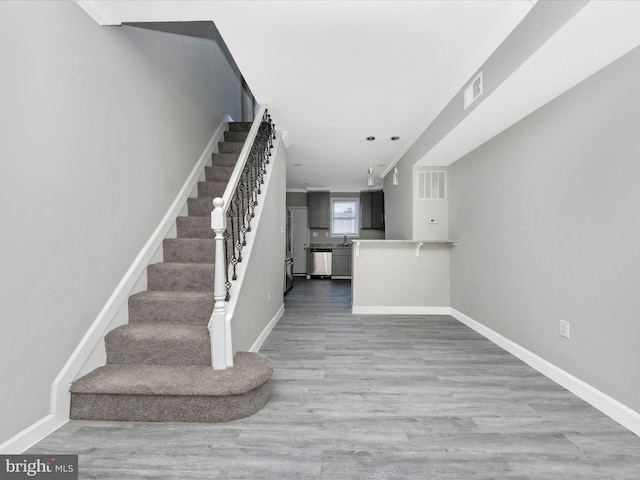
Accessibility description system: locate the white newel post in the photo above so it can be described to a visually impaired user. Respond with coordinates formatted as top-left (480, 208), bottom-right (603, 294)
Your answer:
top-left (210, 197), bottom-right (230, 369)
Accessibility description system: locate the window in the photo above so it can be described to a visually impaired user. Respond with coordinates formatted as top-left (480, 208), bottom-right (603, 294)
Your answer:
top-left (417, 171), bottom-right (446, 200)
top-left (331, 198), bottom-right (359, 236)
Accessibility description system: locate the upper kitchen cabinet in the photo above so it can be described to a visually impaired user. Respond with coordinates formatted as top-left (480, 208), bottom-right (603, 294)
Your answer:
top-left (308, 191), bottom-right (330, 229)
top-left (361, 190), bottom-right (384, 229)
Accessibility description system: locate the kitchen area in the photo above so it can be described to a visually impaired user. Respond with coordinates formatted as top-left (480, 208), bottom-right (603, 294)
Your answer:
top-left (285, 189), bottom-right (385, 288)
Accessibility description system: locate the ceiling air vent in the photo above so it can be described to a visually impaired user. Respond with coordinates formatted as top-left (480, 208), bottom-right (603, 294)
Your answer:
top-left (464, 71), bottom-right (483, 110)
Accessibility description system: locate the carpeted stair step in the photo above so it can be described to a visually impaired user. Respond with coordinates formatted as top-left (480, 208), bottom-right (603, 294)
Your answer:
top-left (228, 122), bottom-right (253, 132)
top-left (176, 216), bottom-right (214, 239)
top-left (224, 131), bottom-right (249, 143)
top-left (163, 238), bottom-right (216, 263)
top-left (187, 197), bottom-right (215, 217)
top-left (70, 352), bottom-right (272, 423)
top-left (205, 166), bottom-right (234, 183)
top-left (105, 324), bottom-right (211, 365)
top-left (218, 141), bottom-right (244, 154)
top-left (197, 181), bottom-right (226, 199)
top-left (128, 291), bottom-right (214, 325)
top-left (212, 153), bottom-right (240, 168)
top-left (147, 262), bottom-right (215, 292)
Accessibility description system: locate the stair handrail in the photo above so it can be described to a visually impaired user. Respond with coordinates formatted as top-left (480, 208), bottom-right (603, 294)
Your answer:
top-left (210, 105), bottom-right (275, 369)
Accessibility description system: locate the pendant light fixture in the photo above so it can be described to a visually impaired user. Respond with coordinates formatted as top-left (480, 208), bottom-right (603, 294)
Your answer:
top-left (390, 136), bottom-right (400, 186)
top-left (366, 136), bottom-right (375, 186)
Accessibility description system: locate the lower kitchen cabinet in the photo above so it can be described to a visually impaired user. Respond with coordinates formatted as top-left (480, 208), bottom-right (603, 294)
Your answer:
top-left (332, 248), bottom-right (352, 277)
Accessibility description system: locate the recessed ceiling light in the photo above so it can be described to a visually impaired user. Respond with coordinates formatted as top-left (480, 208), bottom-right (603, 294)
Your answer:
top-left (366, 136), bottom-right (375, 141)
top-left (391, 136), bottom-right (400, 141)
top-left (293, 163), bottom-right (303, 167)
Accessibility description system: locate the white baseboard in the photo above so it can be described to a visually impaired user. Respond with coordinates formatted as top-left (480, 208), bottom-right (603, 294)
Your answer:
top-left (449, 307), bottom-right (640, 437)
top-left (352, 306), bottom-right (451, 315)
top-left (249, 304), bottom-right (285, 353)
top-left (0, 415), bottom-right (68, 454)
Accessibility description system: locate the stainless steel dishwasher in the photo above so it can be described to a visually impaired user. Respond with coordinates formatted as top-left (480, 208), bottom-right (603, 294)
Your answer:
top-left (309, 248), bottom-right (332, 277)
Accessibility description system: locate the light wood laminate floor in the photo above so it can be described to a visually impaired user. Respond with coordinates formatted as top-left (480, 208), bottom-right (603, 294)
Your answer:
top-left (29, 278), bottom-right (640, 479)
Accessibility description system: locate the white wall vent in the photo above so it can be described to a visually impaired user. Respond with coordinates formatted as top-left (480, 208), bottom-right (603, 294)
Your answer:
top-left (464, 71), bottom-right (483, 110)
top-left (417, 171), bottom-right (446, 200)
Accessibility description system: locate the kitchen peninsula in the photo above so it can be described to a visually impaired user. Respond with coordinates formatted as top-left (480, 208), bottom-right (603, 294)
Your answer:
top-left (351, 239), bottom-right (457, 314)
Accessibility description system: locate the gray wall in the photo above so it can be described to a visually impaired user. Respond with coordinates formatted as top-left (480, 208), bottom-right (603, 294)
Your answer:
top-left (384, 0), bottom-right (587, 240)
top-left (383, 169), bottom-right (414, 240)
top-left (0, 1), bottom-right (241, 444)
top-left (231, 134), bottom-right (287, 352)
top-left (449, 46), bottom-right (640, 413)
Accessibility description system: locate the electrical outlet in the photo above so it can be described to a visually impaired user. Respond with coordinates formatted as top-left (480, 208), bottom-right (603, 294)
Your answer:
top-left (312, 232), bottom-right (318, 237)
top-left (559, 319), bottom-right (570, 339)
top-left (325, 232), bottom-right (329, 237)
top-left (429, 218), bottom-right (437, 224)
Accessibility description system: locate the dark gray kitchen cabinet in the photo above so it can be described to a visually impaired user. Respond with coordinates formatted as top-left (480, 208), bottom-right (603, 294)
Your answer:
top-left (360, 190), bottom-right (384, 229)
top-left (308, 191), bottom-right (330, 228)
top-left (332, 247), bottom-right (352, 277)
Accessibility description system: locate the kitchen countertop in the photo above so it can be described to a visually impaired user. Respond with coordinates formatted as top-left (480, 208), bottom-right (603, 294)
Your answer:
top-left (309, 243), bottom-right (352, 249)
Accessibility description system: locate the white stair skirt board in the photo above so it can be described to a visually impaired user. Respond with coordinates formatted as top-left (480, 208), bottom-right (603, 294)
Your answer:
top-left (249, 304), bottom-right (285, 353)
top-left (449, 308), bottom-right (640, 437)
top-left (352, 306), bottom-right (451, 315)
top-left (0, 116), bottom-right (233, 455)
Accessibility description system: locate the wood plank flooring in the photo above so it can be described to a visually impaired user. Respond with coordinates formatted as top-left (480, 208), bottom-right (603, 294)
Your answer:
top-left (28, 278), bottom-right (640, 479)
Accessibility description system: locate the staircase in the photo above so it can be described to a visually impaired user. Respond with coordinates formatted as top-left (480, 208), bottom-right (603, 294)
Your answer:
top-left (69, 122), bottom-right (273, 423)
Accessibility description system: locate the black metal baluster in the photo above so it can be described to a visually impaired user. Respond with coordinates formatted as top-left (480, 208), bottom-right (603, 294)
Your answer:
top-left (223, 227), bottom-right (231, 301)
top-left (223, 109), bottom-right (275, 301)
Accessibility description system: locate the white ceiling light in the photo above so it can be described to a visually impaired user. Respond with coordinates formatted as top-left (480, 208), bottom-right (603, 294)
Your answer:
top-left (389, 136), bottom-right (400, 186)
top-left (366, 136), bottom-right (375, 186)
top-left (392, 167), bottom-right (399, 186)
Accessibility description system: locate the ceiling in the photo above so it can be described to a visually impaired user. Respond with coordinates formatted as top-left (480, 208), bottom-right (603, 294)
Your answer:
top-left (76, 0), bottom-right (535, 190)
top-left (416, 0), bottom-right (640, 166)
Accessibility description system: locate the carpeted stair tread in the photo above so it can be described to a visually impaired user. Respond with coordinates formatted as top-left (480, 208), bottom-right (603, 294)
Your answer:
top-left (197, 181), bottom-right (226, 199)
top-left (223, 131), bottom-right (249, 142)
top-left (128, 291), bottom-right (214, 324)
top-left (228, 122), bottom-right (253, 132)
top-left (163, 238), bottom-right (216, 263)
top-left (218, 141), bottom-right (244, 154)
top-left (212, 153), bottom-right (240, 167)
top-left (71, 352), bottom-right (272, 396)
top-left (176, 216), bottom-right (214, 239)
top-left (147, 262), bottom-right (215, 292)
top-left (205, 166), bottom-right (234, 183)
top-left (105, 324), bottom-right (211, 365)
